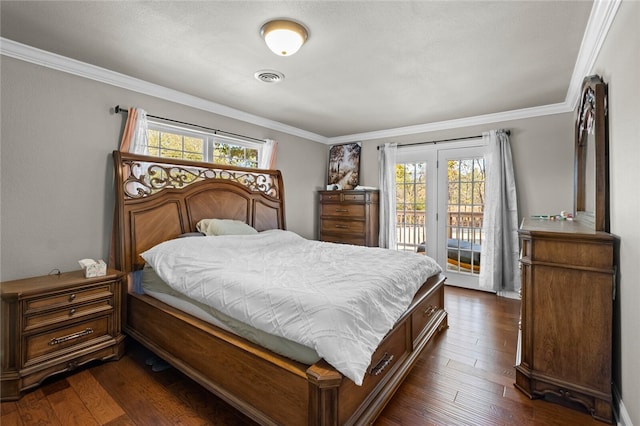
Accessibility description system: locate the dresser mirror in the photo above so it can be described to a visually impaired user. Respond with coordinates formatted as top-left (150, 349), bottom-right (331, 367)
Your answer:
top-left (574, 74), bottom-right (609, 232)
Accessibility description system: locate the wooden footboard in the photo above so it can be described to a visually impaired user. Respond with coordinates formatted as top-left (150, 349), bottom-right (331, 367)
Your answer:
top-left (124, 273), bottom-right (447, 426)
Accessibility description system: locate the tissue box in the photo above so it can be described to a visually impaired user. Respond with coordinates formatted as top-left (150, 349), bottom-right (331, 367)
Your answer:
top-left (78, 259), bottom-right (107, 278)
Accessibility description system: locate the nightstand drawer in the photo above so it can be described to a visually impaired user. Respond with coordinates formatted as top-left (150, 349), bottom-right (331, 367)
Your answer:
top-left (25, 316), bottom-right (111, 364)
top-left (25, 299), bottom-right (114, 331)
top-left (25, 284), bottom-right (114, 313)
top-left (321, 219), bottom-right (365, 234)
top-left (321, 203), bottom-right (365, 218)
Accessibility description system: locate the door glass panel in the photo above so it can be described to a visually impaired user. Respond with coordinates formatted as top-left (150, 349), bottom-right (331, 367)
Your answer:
top-left (395, 162), bottom-right (427, 253)
top-left (446, 157), bottom-right (485, 275)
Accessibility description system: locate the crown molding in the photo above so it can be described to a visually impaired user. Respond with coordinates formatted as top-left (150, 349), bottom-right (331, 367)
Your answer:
top-left (0, 1), bottom-right (619, 145)
top-left (0, 37), bottom-right (329, 144)
top-left (564, 0), bottom-right (622, 111)
top-left (327, 102), bottom-right (572, 144)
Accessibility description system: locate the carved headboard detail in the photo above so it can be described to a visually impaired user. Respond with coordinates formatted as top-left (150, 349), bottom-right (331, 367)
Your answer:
top-left (112, 151), bottom-right (286, 272)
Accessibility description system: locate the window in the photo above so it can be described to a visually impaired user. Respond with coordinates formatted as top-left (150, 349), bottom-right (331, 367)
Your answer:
top-left (145, 121), bottom-right (261, 168)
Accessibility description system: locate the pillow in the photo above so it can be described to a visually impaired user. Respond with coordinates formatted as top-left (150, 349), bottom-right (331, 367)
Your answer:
top-left (196, 218), bottom-right (258, 236)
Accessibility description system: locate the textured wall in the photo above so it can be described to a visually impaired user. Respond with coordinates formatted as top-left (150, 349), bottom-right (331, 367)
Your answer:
top-left (591, 1), bottom-right (640, 424)
top-left (0, 57), bottom-right (326, 281)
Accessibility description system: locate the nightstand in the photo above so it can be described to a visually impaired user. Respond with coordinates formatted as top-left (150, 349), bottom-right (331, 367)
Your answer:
top-left (1, 269), bottom-right (125, 400)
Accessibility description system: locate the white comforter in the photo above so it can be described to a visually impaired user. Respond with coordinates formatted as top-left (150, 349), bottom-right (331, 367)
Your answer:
top-left (141, 230), bottom-right (441, 385)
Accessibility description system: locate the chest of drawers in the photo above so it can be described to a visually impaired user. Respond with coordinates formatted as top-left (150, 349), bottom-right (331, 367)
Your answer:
top-left (1, 269), bottom-right (125, 400)
top-left (318, 189), bottom-right (379, 246)
top-left (515, 219), bottom-right (615, 423)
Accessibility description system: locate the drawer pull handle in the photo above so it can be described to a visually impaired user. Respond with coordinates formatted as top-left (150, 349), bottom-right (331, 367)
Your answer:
top-left (424, 305), bottom-right (438, 317)
top-left (69, 294), bottom-right (76, 302)
top-left (49, 328), bottom-right (93, 346)
top-left (335, 209), bottom-right (349, 212)
top-left (335, 224), bottom-right (349, 229)
top-left (369, 352), bottom-right (394, 376)
top-left (69, 308), bottom-right (76, 316)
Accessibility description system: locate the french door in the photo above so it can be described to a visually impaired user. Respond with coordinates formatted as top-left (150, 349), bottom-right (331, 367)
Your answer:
top-left (396, 140), bottom-right (489, 291)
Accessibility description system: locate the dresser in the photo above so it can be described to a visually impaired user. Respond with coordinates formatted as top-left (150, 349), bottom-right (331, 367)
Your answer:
top-left (1, 269), bottom-right (125, 400)
top-left (515, 218), bottom-right (615, 423)
top-left (318, 189), bottom-right (379, 246)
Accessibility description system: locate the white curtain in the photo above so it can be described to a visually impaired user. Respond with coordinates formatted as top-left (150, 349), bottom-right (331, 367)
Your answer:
top-left (119, 107), bottom-right (148, 155)
top-left (259, 139), bottom-right (278, 169)
top-left (110, 107), bottom-right (148, 269)
top-left (378, 143), bottom-right (398, 249)
top-left (479, 130), bottom-right (520, 295)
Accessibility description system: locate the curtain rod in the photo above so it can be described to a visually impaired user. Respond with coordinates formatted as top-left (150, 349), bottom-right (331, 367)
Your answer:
top-left (114, 105), bottom-right (266, 143)
top-left (376, 130), bottom-right (510, 150)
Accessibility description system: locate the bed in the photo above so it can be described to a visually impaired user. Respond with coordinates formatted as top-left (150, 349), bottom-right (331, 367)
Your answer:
top-left (111, 151), bottom-right (448, 425)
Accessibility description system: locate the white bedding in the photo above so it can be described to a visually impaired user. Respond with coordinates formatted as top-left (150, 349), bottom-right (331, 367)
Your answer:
top-left (141, 265), bottom-right (322, 365)
top-left (141, 229), bottom-right (441, 385)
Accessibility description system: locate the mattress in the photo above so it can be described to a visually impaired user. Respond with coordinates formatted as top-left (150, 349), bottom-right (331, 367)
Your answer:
top-left (141, 264), bottom-right (322, 365)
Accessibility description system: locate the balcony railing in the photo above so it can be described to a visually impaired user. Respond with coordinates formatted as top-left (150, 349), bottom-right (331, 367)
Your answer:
top-left (397, 210), bottom-right (483, 274)
top-left (396, 210), bottom-right (484, 249)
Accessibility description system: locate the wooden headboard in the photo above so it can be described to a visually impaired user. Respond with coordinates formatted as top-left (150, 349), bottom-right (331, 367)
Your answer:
top-left (112, 151), bottom-right (286, 273)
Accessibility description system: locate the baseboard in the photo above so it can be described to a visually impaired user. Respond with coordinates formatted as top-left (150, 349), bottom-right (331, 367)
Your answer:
top-left (614, 386), bottom-right (634, 426)
top-left (497, 290), bottom-right (520, 300)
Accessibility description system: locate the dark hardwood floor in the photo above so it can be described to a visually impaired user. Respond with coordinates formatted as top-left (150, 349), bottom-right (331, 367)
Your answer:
top-left (2, 286), bottom-right (606, 425)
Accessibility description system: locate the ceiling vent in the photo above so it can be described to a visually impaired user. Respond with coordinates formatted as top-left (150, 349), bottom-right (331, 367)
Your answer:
top-left (254, 70), bottom-right (284, 83)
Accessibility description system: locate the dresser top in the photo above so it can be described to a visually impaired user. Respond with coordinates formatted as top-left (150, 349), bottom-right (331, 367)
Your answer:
top-left (519, 218), bottom-right (614, 239)
top-left (1, 269), bottom-right (123, 297)
top-left (319, 189), bottom-right (379, 194)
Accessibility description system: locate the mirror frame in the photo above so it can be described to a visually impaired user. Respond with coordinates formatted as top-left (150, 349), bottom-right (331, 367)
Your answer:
top-left (574, 75), bottom-right (609, 232)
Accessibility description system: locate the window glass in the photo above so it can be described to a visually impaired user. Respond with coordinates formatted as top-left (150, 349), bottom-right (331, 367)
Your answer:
top-left (145, 121), bottom-right (261, 167)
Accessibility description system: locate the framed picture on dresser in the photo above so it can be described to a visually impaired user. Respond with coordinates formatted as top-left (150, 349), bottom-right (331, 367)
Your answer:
top-left (328, 142), bottom-right (361, 190)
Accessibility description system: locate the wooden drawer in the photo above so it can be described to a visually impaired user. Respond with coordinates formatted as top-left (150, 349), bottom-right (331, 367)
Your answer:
top-left (321, 219), bottom-right (365, 234)
top-left (320, 192), bottom-right (366, 203)
top-left (321, 203), bottom-right (365, 218)
top-left (25, 284), bottom-right (114, 313)
top-left (321, 234), bottom-right (366, 246)
top-left (25, 316), bottom-right (111, 364)
top-left (356, 320), bottom-right (409, 393)
top-left (411, 289), bottom-right (443, 342)
top-left (25, 299), bottom-right (114, 331)
top-left (338, 320), bottom-right (410, 421)
top-left (530, 238), bottom-right (613, 268)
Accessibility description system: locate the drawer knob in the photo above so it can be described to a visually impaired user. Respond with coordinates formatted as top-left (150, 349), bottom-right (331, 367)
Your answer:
top-left (369, 352), bottom-right (394, 376)
top-left (48, 328), bottom-right (93, 346)
top-left (69, 294), bottom-right (76, 302)
top-left (424, 305), bottom-right (438, 317)
top-left (69, 308), bottom-right (76, 316)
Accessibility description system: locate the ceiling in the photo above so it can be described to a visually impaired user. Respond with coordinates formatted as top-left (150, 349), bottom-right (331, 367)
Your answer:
top-left (1, 1), bottom-right (596, 142)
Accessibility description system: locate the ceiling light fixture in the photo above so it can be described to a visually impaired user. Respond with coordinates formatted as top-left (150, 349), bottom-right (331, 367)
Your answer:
top-left (260, 19), bottom-right (308, 57)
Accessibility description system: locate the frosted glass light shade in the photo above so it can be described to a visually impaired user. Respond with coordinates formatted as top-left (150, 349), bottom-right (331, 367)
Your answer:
top-left (261, 20), bottom-right (308, 57)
